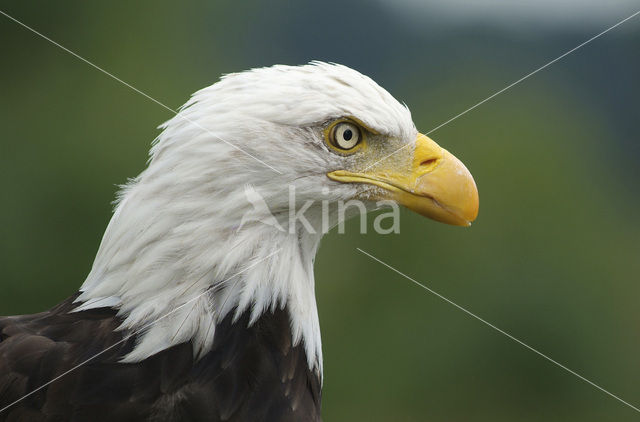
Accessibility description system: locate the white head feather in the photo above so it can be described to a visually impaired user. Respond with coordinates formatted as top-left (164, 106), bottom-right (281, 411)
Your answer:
top-left (75, 62), bottom-right (416, 375)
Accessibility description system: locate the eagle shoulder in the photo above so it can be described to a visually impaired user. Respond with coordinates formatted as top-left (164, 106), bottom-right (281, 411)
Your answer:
top-left (0, 296), bottom-right (321, 421)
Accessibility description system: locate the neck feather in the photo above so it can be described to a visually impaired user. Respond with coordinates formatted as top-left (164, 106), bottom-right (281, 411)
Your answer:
top-left (76, 175), bottom-right (324, 374)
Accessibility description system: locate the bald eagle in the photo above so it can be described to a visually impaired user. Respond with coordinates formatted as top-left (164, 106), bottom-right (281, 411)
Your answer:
top-left (0, 62), bottom-right (478, 421)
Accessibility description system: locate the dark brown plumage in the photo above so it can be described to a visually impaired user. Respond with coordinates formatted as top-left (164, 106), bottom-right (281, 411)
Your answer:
top-left (0, 295), bottom-right (321, 421)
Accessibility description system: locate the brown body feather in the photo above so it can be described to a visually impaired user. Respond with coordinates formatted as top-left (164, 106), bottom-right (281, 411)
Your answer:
top-left (0, 296), bottom-right (321, 421)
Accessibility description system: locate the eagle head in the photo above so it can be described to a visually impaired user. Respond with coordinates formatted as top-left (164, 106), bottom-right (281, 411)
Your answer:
top-left (76, 62), bottom-right (478, 374)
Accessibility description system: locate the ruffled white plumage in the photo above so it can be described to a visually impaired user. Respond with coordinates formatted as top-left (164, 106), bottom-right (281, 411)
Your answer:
top-left (75, 62), bottom-right (415, 376)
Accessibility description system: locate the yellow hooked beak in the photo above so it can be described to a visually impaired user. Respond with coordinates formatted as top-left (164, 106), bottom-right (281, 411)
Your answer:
top-left (327, 133), bottom-right (479, 226)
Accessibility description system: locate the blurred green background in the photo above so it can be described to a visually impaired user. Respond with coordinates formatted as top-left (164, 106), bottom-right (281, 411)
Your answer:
top-left (1, 1), bottom-right (639, 420)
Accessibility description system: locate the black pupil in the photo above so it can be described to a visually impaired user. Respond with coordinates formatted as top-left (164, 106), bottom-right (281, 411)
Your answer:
top-left (343, 129), bottom-right (353, 141)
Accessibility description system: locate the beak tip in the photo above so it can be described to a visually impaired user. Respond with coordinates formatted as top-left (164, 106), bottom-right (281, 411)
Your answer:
top-left (415, 150), bottom-right (479, 228)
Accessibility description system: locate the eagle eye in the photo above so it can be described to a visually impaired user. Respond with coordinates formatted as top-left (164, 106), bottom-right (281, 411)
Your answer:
top-left (328, 121), bottom-right (362, 151)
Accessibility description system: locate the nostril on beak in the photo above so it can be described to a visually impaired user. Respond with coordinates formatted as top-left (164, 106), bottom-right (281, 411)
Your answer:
top-left (420, 158), bottom-right (438, 168)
